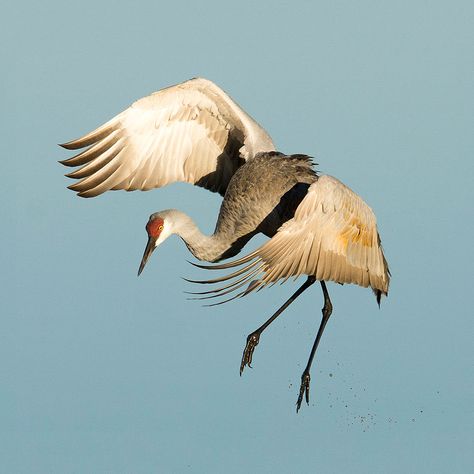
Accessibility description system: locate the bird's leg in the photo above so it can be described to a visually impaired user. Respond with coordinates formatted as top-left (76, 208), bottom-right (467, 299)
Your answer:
top-left (240, 276), bottom-right (316, 375)
top-left (296, 281), bottom-right (333, 412)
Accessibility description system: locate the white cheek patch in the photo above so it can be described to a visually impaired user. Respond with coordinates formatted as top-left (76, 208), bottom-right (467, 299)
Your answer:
top-left (155, 226), bottom-right (173, 247)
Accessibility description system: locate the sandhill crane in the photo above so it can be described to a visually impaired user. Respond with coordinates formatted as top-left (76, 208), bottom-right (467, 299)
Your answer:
top-left (60, 77), bottom-right (390, 411)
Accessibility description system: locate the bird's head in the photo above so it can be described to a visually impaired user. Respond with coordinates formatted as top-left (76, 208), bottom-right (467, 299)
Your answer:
top-left (138, 211), bottom-right (174, 275)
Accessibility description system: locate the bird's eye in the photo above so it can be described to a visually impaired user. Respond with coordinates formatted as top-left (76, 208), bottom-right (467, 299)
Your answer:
top-left (159, 225), bottom-right (164, 231)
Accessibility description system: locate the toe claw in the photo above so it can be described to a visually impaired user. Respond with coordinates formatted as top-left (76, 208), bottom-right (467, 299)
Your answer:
top-left (296, 372), bottom-right (311, 412)
top-left (240, 332), bottom-right (260, 375)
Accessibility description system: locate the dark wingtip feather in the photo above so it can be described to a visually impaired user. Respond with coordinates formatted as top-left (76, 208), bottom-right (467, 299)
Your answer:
top-left (186, 260), bottom-right (240, 270)
top-left (59, 140), bottom-right (83, 150)
top-left (375, 289), bottom-right (388, 308)
top-left (186, 260), bottom-right (217, 270)
top-left (59, 142), bottom-right (73, 150)
top-left (182, 276), bottom-right (219, 285)
top-left (201, 292), bottom-right (244, 307)
top-left (376, 290), bottom-right (382, 307)
top-left (67, 182), bottom-right (80, 192)
top-left (65, 182), bottom-right (91, 198)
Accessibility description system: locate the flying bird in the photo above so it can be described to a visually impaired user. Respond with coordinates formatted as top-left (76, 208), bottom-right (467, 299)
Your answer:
top-left (60, 77), bottom-right (390, 411)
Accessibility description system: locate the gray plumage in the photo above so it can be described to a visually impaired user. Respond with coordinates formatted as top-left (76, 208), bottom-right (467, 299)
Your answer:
top-left (213, 152), bottom-right (316, 259)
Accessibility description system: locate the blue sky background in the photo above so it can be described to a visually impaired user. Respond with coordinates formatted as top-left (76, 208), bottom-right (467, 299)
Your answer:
top-left (2, 1), bottom-right (473, 472)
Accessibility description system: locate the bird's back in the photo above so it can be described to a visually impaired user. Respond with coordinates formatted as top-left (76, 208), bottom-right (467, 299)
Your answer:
top-left (213, 152), bottom-right (317, 259)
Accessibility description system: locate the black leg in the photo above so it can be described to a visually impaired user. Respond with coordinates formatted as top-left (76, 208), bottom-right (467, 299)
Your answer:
top-left (240, 276), bottom-right (316, 375)
top-left (296, 280), bottom-right (333, 412)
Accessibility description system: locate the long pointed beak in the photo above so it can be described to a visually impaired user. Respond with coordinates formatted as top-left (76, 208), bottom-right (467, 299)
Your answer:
top-left (138, 236), bottom-right (156, 276)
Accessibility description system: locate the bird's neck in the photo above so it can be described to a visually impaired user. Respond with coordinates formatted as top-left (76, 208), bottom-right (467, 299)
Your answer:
top-left (171, 211), bottom-right (230, 262)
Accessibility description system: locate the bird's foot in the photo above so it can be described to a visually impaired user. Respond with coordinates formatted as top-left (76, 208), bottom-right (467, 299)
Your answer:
top-left (240, 331), bottom-right (260, 375)
top-left (296, 372), bottom-right (311, 412)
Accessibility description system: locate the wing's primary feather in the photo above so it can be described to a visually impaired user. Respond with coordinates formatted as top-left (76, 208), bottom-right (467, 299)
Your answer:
top-left (60, 78), bottom-right (275, 197)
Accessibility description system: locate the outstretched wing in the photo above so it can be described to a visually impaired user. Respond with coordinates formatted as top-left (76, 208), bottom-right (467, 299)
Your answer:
top-left (191, 175), bottom-right (390, 303)
top-left (60, 77), bottom-right (275, 197)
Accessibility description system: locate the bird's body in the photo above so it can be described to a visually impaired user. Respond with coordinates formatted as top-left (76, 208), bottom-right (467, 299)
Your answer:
top-left (60, 77), bottom-right (390, 411)
top-left (208, 152), bottom-right (316, 261)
